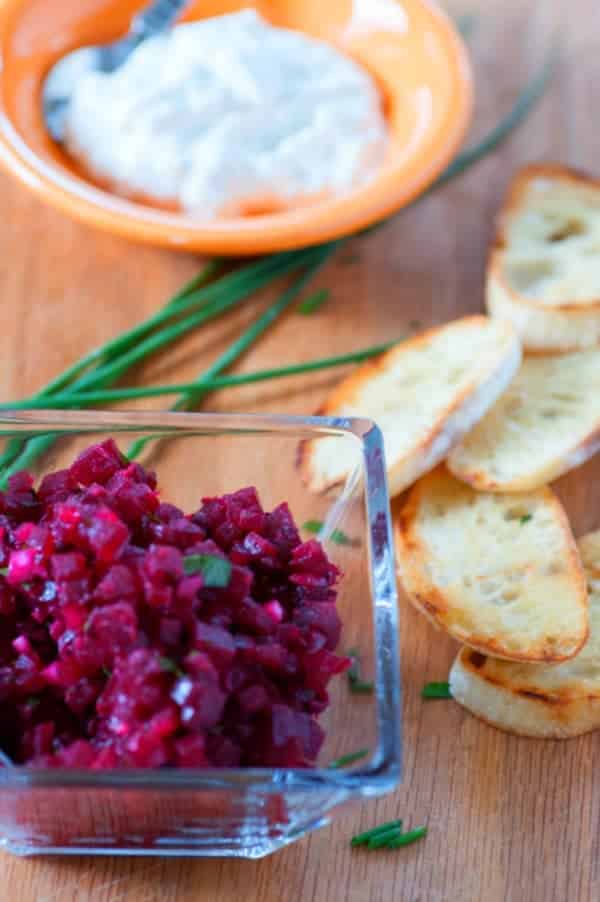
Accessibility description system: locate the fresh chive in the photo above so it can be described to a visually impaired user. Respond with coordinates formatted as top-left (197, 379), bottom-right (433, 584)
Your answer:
top-left (347, 648), bottom-right (375, 694)
top-left (102, 667), bottom-right (112, 679)
top-left (0, 341), bottom-right (395, 411)
top-left (520, 514), bottom-right (533, 525)
top-left (422, 682), bottom-right (452, 700)
top-left (385, 826), bottom-right (427, 849)
top-left (367, 825), bottom-right (404, 849)
top-left (26, 696), bottom-right (40, 709)
top-left (301, 520), bottom-right (356, 546)
top-left (183, 554), bottom-right (232, 588)
top-left (327, 748), bottom-right (369, 770)
top-left (297, 288), bottom-right (330, 316)
top-left (159, 656), bottom-right (183, 676)
top-left (0, 567), bottom-right (7, 577)
top-left (127, 243), bottom-right (336, 459)
top-left (350, 819), bottom-right (403, 847)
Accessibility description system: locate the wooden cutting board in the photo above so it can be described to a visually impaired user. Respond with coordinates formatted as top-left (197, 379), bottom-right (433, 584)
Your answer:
top-left (0, 2), bottom-right (598, 899)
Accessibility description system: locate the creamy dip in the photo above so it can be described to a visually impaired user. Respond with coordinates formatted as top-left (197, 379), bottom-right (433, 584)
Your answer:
top-left (65, 9), bottom-right (388, 218)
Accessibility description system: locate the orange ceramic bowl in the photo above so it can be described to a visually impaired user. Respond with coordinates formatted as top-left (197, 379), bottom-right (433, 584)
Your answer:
top-left (0, 0), bottom-right (473, 255)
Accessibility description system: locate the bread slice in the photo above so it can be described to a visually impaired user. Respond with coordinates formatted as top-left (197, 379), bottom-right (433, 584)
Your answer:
top-left (447, 349), bottom-right (600, 492)
top-left (449, 530), bottom-right (600, 738)
top-left (298, 316), bottom-right (521, 498)
top-left (487, 164), bottom-right (600, 352)
top-left (395, 468), bottom-right (588, 662)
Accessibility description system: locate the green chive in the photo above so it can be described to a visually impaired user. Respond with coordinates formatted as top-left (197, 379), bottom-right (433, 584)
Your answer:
top-left (367, 826), bottom-right (404, 849)
top-left (102, 667), bottom-right (112, 679)
top-left (422, 682), bottom-right (452, 700)
top-left (183, 554), bottom-right (232, 588)
top-left (26, 696), bottom-right (40, 709)
top-left (350, 819), bottom-right (403, 847)
top-left (327, 748), bottom-right (369, 770)
top-left (385, 826), bottom-right (427, 849)
top-left (159, 656), bottom-right (183, 676)
top-left (0, 568), bottom-right (7, 577)
top-left (301, 520), bottom-right (355, 546)
top-left (0, 341), bottom-right (395, 411)
top-left (347, 648), bottom-right (375, 694)
top-left (297, 288), bottom-right (330, 316)
top-left (520, 514), bottom-right (533, 525)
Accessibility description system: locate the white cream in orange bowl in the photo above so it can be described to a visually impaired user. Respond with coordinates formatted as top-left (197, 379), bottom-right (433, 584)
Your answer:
top-left (0, 0), bottom-right (473, 254)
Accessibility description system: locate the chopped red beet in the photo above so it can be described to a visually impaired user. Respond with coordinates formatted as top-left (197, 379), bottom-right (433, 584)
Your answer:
top-left (0, 442), bottom-right (348, 769)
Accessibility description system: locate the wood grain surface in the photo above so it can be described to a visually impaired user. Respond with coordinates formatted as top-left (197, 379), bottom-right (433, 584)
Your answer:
top-left (0, 3), bottom-right (598, 899)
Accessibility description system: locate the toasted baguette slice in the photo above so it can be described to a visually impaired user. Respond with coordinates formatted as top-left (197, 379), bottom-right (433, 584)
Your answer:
top-left (447, 349), bottom-right (600, 492)
top-left (395, 468), bottom-right (588, 662)
top-left (298, 316), bottom-right (521, 498)
top-left (449, 531), bottom-right (600, 738)
top-left (487, 164), bottom-right (600, 351)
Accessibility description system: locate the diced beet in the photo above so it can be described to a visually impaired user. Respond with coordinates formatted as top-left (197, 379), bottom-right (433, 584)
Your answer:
top-left (0, 444), bottom-right (345, 770)
top-left (69, 439), bottom-right (125, 486)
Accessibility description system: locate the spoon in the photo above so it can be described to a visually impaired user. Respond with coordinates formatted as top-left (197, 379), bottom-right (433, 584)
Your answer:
top-left (43, 0), bottom-right (189, 143)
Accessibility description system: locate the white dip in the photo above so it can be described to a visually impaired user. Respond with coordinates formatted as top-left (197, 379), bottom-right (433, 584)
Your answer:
top-left (65, 9), bottom-right (388, 217)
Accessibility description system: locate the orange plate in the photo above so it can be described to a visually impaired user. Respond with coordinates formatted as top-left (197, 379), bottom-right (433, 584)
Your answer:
top-left (0, 0), bottom-right (473, 255)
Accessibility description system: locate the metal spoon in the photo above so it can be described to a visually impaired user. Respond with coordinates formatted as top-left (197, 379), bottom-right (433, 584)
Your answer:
top-left (43, 0), bottom-right (189, 143)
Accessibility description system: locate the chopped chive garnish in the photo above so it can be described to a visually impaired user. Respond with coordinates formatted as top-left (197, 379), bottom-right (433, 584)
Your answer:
top-left (422, 682), bottom-right (452, 699)
top-left (301, 520), bottom-right (355, 546)
top-left (327, 748), bottom-right (369, 770)
top-left (385, 826), bottom-right (427, 849)
top-left (297, 288), bottom-right (330, 316)
top-left (347, 648), bottom-right (375, 694)
top-left (520, 514), bottom-right (533, 525)
top-left (26, 696), bottom-right (40, 708)
top-left (350, 819), bottom-right (403, 847)
top-left (183, 554), bottom-right (232, 587)
top-left (102, 667), bottom-right (112, 679)
top-left (159, 656), bottom-right (183, 676)
top-left (0, 568), bottom-right (7, 577)
top-left (367, 825), bottom-right (404, 849)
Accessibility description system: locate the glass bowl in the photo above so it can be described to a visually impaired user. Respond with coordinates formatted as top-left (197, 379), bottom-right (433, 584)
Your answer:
top-left (0, 410), bottom-right (401, 858)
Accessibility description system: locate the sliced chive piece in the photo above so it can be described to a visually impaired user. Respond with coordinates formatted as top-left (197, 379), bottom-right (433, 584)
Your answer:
top-left (327, 748), bottom-right (369, 770)
top-left (183, 554), bottom-right (232, 588)
top-left (301, 520), bottom-right (354, 546)
top-left (520, 514), bottom-right (533, 525)
top-left (367, 825), bottom-right (404, 850)
top-left (297, 288), bottom-right (330, 315)
top-left (422, 682), bottom-right (452, 700)
top-left (159, 656), bottom-right (183, 676)
top-left (385, 826), bottom-right (427, 849)
top-left (0, 567), bottom-right (7, 576)
top-left (350, 819), bottom-right (403, 847)
top-left (347, 647), bottom-right (375, 694)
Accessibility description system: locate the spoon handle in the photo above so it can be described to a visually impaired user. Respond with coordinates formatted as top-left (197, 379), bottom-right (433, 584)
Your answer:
top-left (131, 0), bottom-right (189, 39)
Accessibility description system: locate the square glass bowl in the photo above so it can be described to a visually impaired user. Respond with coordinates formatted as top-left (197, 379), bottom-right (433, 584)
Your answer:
top-left (0, 410), bottom-right (401, 858)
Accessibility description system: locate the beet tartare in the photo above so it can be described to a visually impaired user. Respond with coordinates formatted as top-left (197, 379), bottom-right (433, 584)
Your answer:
top-left (0, 440), bottom-right (349, 768)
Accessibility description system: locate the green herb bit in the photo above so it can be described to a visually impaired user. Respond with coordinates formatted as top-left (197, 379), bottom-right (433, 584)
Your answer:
top-left (422, 682), bottom-right (452, 700)
top-left (102, 667), bottom-right (112, 679)
top-left (0, 567), bottom-right (7, 577)
top-left (327, 748), bottom-right (369, 770)
top-left (159, 656), bottom-right (183, 676)
top-left (301, 520), bottom-right (355, 546)
top-left (367, 825), bottom-right (404, 850)
top-left (183, 554), bottom-right (232, 588)
top-left (297, 288), bottom-right (330, 316)
top-left (26, 696), bottom-right (40, 709)
top-left (520, 514), bottom-right (533, 525)
top-left (347, 648), bottom-right (375, 694)
top-left (386, 826), bottom-right (427, 849)
top-left (350, 819), bottom-right (403, 847)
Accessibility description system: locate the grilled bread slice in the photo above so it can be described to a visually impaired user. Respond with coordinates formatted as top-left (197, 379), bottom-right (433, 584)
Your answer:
top-left (447, 349), bottom-right (600, 492)
top-left (395, 468), bottom-right (588, 662)
top-left (449, 531), bottom-right (600, 738)
top-left (298, 316), bottom-right (521, 498)
top-left (487, 164), bottom-right (600, 351)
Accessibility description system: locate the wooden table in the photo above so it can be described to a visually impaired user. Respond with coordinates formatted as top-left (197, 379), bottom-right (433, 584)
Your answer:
top-left (0, 3), bottom-right (598, 899)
